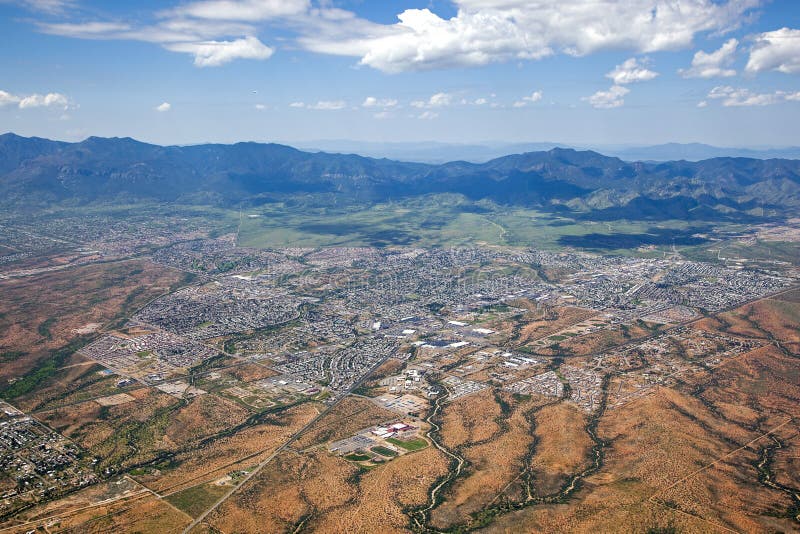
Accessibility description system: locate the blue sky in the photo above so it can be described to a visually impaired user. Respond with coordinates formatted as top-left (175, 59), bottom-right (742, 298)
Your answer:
top-left (1, 0), bottom-right (799, 147)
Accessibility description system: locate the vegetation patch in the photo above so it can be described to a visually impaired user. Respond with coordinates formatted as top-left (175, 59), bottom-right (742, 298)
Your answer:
top-left (37, 317), bottom-right (56, 340)
top-left (371, 446), bottom-right (398, 457)
top-left (164, 482), bottom-right (229, 518)
top-left (0, 337), bottom-right (90, 399)
top-left (386, 437), bottom-right (428, 451)
top-left (0, 351), bottom-right (27, 363)
top-left (344, 453), bottom-right (371, 462)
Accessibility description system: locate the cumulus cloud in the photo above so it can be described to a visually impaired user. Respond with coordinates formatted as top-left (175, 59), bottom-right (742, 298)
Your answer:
top-left (298, 0), bottom-right (760, 73)
top-left (513, 90), bottom-right (543, 107)
top-left (606, 57), bottom-right (658, 84)
top-left (584, 85), bottom-right (629, 109)
top-left (362, 96), bottom-right (398, 108)
top-left (0, 90), bottom-right (20, 106)
top-left (411, 92), bottom-right (452, 109)
top-left (680, 38), bottom-right (738, 78)
top-left (307, 100), bottom-right (346, 110)
top-left (697, 100), bottom-right (708, 108)
top-left (417, 111), bottom-right (439, 120)
top-left (0, 89), bottom-right (70, 109)
top-left (707, 85), bottom-right (800, 106)
top-left (164, 35), bottom-right (273, 66)
top-left (31, 0), bottom-right (763, 72)
top-left (746, 28), bottom-right (800, 74)
top-left (155, 102), bottom-right (171, 112)
top-left (18, 93), bottom-right (69, 108)
top-left (289, 101), bottom-right (305, 108)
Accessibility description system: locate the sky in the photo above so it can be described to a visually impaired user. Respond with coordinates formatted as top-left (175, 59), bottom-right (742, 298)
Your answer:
top-left (1, 0), bottom-right (799, 147)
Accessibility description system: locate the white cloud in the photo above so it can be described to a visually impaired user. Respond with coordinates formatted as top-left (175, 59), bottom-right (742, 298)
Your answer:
top-left (513, 90), bottom-right (543, 107)
top-left (37, 13), bottom-right (272, 67)
top-left (38, 21), bottom-right (139, 38)
top-left (298, 1), bottom-right (760, 73)
top-left (0, 90), bottom-right (20, 106)
top-left (308, 100), bottom-right (346, 110)
top-left (417, 111), bottom-right (439, 120)
top-left (474, 98), bottom-right (488, 105)
top-left (362, 96), bottom-right (398, 108)
top-left (706, 85), bottom-right (800, 106)
top-left (746, 27), bottom-right (800, 74)
top-left (584, 85), bottom-right (629, 109)
top-left (0, 89), bottom-right (71, 109)
top-left (680, 38), bottom-right (738, 78)
top-left (707, 86), bottom-right (766, 106)
top-left (411, 92), bottom-right (452, 108)
top-left (18, 93), bottom-right (69, 109)
top-left (606, 57), bottom-right (658, 84)
top-left (164, 36), bottom-right (273, 67)
top-left (30, 0), bottom-right (763, 74)
top-left (18, 0), bottom-right (75, 14)
top-left (155, 102), bottom-right (171, 112)
top-left (139, 19), bottom-right (256, 43)
top-left (289, 101), bottom-right (305, 108)
top-left (28, 0), bottom-right (762, 73)
top-left (166, 0), bottom-right (310, 22)
top-left (254, 103), bottom-right (267, 110)
top-left (372, 110), bottom-right (393, 119)
top-left (697, 100), bottom-right (708, 108)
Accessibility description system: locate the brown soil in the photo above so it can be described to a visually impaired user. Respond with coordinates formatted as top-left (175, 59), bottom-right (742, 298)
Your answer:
top-left (141, 401), bottom-right (320, 494)
top-left (206, 450), bottom-right (357, 533)
top-left (431, 392), bottom-right (541, 530)
top-left (529, 402), bottom-right (593, 495)
top-left (514, 306), bottom-right (598, 346)
top-left (440, 389), bottom-right (503, 449)
top-left (0, 259), bottom-right (185, 387)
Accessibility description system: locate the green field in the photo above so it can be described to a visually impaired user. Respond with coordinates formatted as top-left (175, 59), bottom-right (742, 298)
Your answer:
top-left (386, 437), bottom-right (428, 451)
top-left (683, 238), bottom-right (800, 266)
top-left (233, 194), bottom-right (718, 254)
top-left (29, 197), bottom-right (779, 261)
top-left (371, 445), bottom-right (398, 457)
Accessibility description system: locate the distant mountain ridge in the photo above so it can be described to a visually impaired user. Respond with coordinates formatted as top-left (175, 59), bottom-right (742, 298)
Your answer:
top-left (1, 132), bottom-right (799, 221)
top-left (609, 143), bottom-right (800, 162)
top-left (295, 140), bottom-right (800, 163)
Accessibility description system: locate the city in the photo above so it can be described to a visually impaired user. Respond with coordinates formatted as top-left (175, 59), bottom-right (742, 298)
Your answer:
top-left (1, 226), bottom-right (797, 531)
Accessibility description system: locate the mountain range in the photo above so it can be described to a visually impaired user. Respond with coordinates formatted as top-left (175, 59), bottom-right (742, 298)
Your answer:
top-left (2, 132), bottom-right (799, 222)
